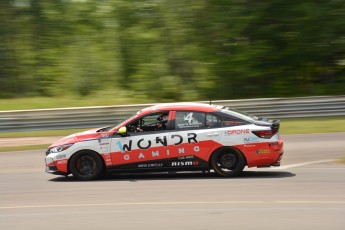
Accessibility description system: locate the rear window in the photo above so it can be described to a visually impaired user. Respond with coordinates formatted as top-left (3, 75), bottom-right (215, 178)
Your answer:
top-left (220, 107), bottom-right (258, 123)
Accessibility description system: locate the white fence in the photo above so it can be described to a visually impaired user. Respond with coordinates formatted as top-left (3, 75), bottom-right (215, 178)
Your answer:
top-left (1, 96), bottom-right (344, 132)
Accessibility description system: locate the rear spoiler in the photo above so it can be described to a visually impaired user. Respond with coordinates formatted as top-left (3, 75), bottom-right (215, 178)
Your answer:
top-left (253, 118), bottom-right (280, 131)
top-left (271, 119), bottom-right (280, 131)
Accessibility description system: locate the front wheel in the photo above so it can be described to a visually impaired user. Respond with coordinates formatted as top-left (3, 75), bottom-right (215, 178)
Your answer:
top-left (210, 148), bottom-right (246, 177)
top-left (69, 151), bottom-right (104, 180)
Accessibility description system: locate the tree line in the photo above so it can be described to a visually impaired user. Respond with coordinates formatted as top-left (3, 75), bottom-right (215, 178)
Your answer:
top-left (1, 0), bottom-right (344, 101)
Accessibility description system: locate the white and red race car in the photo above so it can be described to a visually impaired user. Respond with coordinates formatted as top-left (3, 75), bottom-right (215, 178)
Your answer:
top-left (45, 103), bottom-right (284, 180)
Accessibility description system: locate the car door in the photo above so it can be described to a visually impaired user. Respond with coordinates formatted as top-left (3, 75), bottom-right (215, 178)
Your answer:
top-left (167, 111), bottom-right (223, 168)
top-left (109, 111), bottom-right (172, 170)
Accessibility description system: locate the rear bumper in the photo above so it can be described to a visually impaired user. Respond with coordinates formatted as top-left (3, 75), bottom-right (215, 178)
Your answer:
top-left (271, 152), bottom-right (284, 166)
top-left (256, 151), bottom-right (284, 168)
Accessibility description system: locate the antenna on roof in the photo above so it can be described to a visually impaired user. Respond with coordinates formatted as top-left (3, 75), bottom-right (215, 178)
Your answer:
top-left (209, 100), bottom-right (212, 105)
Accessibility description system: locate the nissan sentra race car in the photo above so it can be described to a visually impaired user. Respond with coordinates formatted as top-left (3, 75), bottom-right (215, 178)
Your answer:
top-left (45, 103), bottom-right (284, 180)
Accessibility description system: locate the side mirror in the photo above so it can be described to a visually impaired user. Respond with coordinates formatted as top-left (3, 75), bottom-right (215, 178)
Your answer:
top-left (117, 126), bottom-right (128, 136)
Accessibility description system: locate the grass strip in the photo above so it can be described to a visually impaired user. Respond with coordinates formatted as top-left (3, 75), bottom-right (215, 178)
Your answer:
top-left (0, 96), bottom-right (150, 111)
top-left (0, 129), bottom-right (85, 138)
top-left (338, 157), bottom-right (345, 164)
top-left (280, 116), bottom-right (345, 134)
top-left (0, 144), bottom-right (49, 152)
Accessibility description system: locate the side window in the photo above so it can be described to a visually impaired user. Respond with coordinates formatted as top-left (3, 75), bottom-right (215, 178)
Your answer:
top-left (221, 116), bottom-right (246, 127)
top-left (175, 111), bottom-right (205, 129)
top-left (205, 113), bottom-right (222, 128)
top-left (127, 112), bottom-right (169, 132)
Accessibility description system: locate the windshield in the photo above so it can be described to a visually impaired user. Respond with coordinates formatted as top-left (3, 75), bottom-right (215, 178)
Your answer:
top-left (99, 113), bottom-right (139, 132)
top-left (112, 113), bottom-right (140, 130)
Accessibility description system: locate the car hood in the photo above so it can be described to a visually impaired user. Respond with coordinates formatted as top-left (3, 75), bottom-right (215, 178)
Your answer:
top-left (49, 127), bottom-right (111, 148)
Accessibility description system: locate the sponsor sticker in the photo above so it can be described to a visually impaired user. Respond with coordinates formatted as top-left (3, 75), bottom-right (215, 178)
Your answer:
top-left (55, 154), bottom-right (66, 160)
top-left (256, 149), bottom-right (271, 154)
top-left (138, 163), bottom-right (163, 168)
top-left (178, 155), bottom-right (195, 160)
top-left (270, 142), bottom-right (279, 146)
top-left (244, 137), bottom-right (260, 144)
top-left (225, 129), bottom-right (250, 136)
top-left (57, 159), bottom-right (67, 164)
top-left (116, 133), bottom-right (198, 153)
top-left (171, 161), bottom-right (199, 167)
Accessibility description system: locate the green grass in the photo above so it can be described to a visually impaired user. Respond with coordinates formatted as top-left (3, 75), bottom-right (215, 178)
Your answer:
top-left (0, 129), bottom-right (85, 138)
top-left (338, 157), bottom-right (345, 164)
top-left (0, 144), bottom-right (49, 152)
top-left (280, 116), bottom-right (345, 135)
top-left (0, 96), bottom-right (151, 111)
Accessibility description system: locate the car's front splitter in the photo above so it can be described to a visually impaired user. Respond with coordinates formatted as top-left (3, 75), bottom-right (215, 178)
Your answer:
top-left (45, 166), bottom-right (67, 175)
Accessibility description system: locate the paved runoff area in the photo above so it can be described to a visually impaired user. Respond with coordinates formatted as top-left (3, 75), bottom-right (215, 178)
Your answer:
top-left (0, 133), bottom-right (344, 230)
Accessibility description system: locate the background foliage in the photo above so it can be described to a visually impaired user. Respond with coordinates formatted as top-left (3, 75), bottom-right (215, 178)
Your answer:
top-left (1, 0), bottom-right (344, 101)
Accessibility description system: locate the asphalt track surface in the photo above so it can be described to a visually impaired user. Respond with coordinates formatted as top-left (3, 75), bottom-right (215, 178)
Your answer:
top-left (0, 133), bottom-right (344, 230)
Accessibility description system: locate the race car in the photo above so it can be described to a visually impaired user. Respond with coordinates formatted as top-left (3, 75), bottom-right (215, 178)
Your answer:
top-left (45, 102), bottom-right (284, 180)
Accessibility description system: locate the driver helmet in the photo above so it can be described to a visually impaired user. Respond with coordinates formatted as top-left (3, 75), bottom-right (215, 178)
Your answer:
top-left (157, 114), bottom-right (168, 122)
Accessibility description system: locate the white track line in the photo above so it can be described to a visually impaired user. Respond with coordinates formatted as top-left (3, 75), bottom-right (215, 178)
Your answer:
top-left (0, 201), bottom-right (264, 210)
top-left (1, 200), bottom-right (345, 210)
top-left (246, 159), bottom-right (338, 171)
top-left (2, 207), bottom-right (345, 217)
top-left (277, 159), bottom-right (336, 169)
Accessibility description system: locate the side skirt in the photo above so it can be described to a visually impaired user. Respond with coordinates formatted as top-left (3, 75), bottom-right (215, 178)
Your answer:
top-left (105, 156), bottom-right (209, 174)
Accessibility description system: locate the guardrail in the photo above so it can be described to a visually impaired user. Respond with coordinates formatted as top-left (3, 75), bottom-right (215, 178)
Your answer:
top-left (1, 96), bottom-right (345, 132)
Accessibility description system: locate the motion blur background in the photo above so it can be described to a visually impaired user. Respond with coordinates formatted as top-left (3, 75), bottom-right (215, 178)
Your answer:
top-left (1, 0), bottom-right (345, 107)
top-left (1, 3), bottom-right (345, 230)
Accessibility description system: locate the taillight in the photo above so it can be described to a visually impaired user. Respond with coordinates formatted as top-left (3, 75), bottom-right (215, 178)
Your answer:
top-left (252, 129), bottom-right (277, 139)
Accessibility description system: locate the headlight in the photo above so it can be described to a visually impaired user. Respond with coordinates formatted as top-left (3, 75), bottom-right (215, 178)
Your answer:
top-left (48, 144), bottom-right (73, 154)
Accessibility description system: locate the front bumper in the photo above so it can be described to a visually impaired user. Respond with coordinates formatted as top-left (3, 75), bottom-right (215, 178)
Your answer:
top-left (45, 153), bottom-right (69, 175)
top-left (45, 165), bottom-right (66, 175)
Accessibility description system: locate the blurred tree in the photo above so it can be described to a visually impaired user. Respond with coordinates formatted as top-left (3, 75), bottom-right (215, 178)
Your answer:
top-left (238, 0), bottom-right (345, 97)
top-left (113, 0), bottom-right (218, 101)
top-left (60, 0), bottom-right (121, 96)
top-left (0, 0), bottom-right (344, 100)
top-left (191, 0), bottom-right (345, 98)
top-left (0, 1), bottom-right (24, 97)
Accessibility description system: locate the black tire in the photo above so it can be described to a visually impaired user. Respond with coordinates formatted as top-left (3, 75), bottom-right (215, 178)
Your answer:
top-left (69, 151), bottom-right (104, 180)
top-left (210, 148), bottom-right (246, 177)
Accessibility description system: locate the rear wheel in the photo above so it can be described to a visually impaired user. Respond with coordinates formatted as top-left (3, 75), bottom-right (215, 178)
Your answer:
top-left (210, 148), bottom-right (246, 177)
top-left (69, 151), bottom-right (103, 180)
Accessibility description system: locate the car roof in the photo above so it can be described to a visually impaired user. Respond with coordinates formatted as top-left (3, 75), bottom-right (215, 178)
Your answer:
top-left (139, 102), bottom-right (220, 114)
